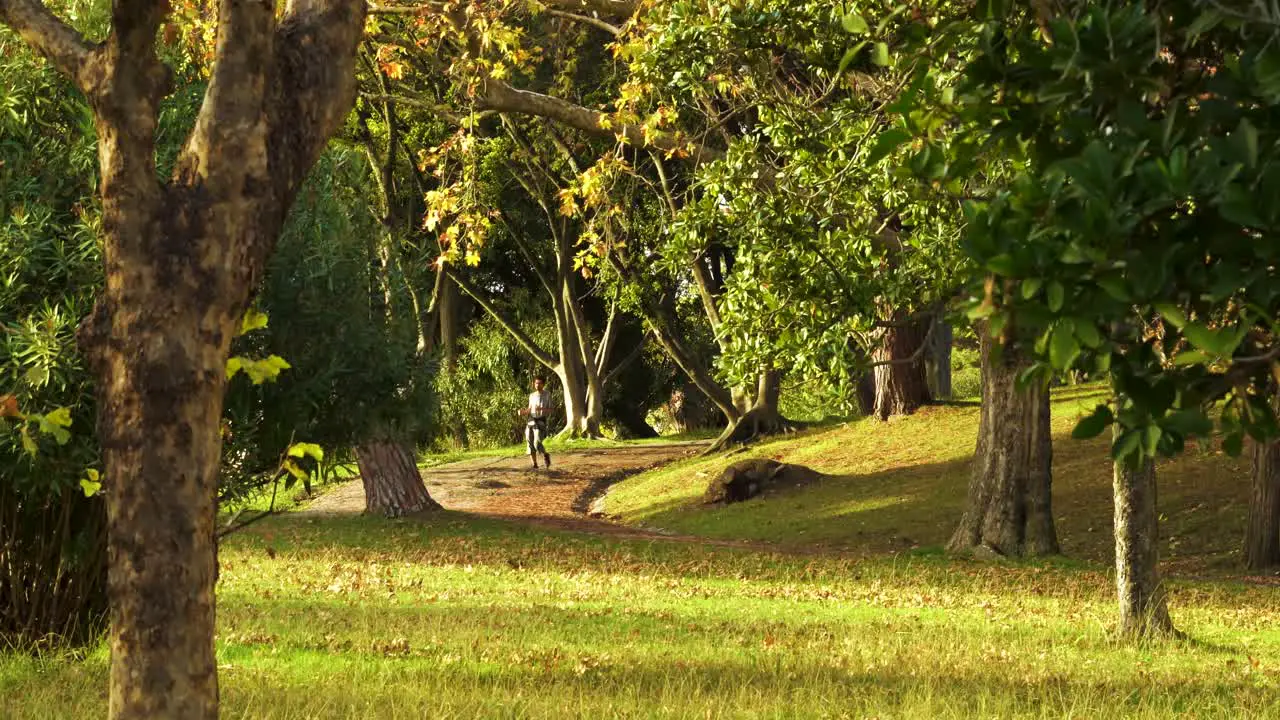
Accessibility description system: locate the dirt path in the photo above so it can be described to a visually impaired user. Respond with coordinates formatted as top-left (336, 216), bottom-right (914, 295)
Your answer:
top-left (299, 442), bottom-right (710, 537)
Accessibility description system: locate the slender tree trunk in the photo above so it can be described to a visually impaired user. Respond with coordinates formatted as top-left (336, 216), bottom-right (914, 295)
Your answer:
top-left (647, 319), bottom-right (741, 425)
top-left (871, 311), bottom-right (932, 420)
top-left (1245, 431), bottom-right (1280, 570)
top-left (355, 440), bottom-right (439, 517)
top-left (928, 321), bottom-right (953, 401)
top-left (438, 273), bottom-right (469, 449)
top-left (564, 279), bottom-right (604, 436)
top-left (705, 368), bottom-right (800, 452)
top-left (948, 329), bottom-right (1057, 556)
top-left (1112, 439), bottom-right (1175, 638)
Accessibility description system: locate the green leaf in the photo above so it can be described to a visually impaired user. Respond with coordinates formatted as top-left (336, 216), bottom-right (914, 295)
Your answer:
top-left (1072, 404), bottom-right (1113, 439)
top-left (24, 366), bottom-right (49, 388)
top-left (1153, 303), bottom-right (1187, 329)
top-left (1162, 409), bottom-right (1212, 436)
top-left (1049, 323), bottom-right (1081, 370)
top-left (1142, 425), bottom-right (1162, 457)
top-left (1046, 281), bottom-right (1065, 312)
top-left (1172, 350), bottom-right (1211, 366)
top-left (43, 407), bottom-right (71, 428)
top-left (866, 128), bottom-right (911, 164)
top-left (1236, 118), bottom-right (1259, 168)
top-left (1223, 431), bottom-right (1245, 457)
top-left (841, 12), bottom-right (869, 34)
top-left (985, 253), bottom-right (1016, 276)
top-left (1020, 278), bottom-right (1043, 300)
top-left (1097, 276), bottom-right (1129, 302)
top-left (1074, 321), bottom-right (1103, 349)
top-left (226, 357), bottom-right (244, 380)
top-left (288, 442), bottom-right (325, 462)
top-left (1112, 429), bottom-right (1142, 462)
top-left (872, 42), bottom-right (890, 67)
top-left (20, 426), bottom-right (37, 456)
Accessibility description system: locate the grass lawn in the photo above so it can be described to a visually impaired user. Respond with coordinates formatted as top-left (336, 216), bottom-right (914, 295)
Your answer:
top-left (5, 387), bottom-right (1280, 718)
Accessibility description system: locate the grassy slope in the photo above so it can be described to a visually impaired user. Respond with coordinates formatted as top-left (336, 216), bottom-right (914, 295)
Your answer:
top-left (605, 386), bottom-right (1253, 574)
top-left (5, 389), bottom-right (1280, 718)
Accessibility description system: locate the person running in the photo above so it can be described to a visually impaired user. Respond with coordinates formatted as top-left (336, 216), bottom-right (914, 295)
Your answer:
top-left (519, 376), bottom-right (553, 468)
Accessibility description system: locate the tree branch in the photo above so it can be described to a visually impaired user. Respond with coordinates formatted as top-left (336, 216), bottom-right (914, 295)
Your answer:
top-left (541, 0), bottom-right (638, 20)
top-left (546, 8), bottom-right (619, 34)
top-left (445, 267), bottom-right (559, 370)
top-left (0, 0), bottom-right (98, 90)
top-left (480, 79), bottom-right (726, 166)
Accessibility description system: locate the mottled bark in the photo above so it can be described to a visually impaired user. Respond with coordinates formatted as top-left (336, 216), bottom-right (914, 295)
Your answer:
top-left (356, 440), bottom-right (439, 517)
top-left (948, 330), bottom-right (1057, 556)
top-left (0, 0), bottom-right (366, 716)
top-left (871, 311), bottom-right (932, 420)
top-left (1113, 446), bottom-right (1175, 638)
top-left (1245, 432), bottom-right (1280, 570)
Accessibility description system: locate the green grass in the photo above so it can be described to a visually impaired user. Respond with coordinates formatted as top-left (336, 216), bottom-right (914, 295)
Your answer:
top-left (604, 385), bottom-right (1252, 572)
top-left (5, 513), bottom-right (1280, 718)
top-left (6, 385), bottom-right (1280, 718)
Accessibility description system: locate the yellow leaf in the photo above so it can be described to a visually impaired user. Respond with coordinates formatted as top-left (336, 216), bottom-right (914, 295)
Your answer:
top-left (240, 308), bottom-right (269, 335)
top-left (288, 442), bottom-right (325, 462)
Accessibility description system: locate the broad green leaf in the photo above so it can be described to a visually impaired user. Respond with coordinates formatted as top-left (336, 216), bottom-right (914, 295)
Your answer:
top-left (872, 42), bottom-right (890, 67)
top-left (866, 128), bottom-right (911, 164)
top-left (43, 407), bottom-right (71, 428)
top-left (1153, 303), bottom-right (1187, 328)
top-left (1112, 429), bottom-right (1142, 462)
top-left (841, 12), bottom-right (869, 34)
top-left (1161, 409), bottom-right (1212, 436)
top-left (1142, 425), bottom-right (1162, 456)
top-left (20, 426), bottom-right (37, 456)
top-left (1172, 350), bottom-right (1210, 366)
top-left (226, 357), bottom-right (244, 380)
top-left (1046, 281), bottom-right (1064, 312)
top-left (283, 459), bottom-right (308, 480)
top-left (1020, 278), bottom-right (1043, 300)
top-left (1097, 276), bottom-right (1129, 302)
top-left (1074, 321), bottom-right (1103, 349)
top-left (1049, 324), bottom-right (1081, 370)
top-left (985, 253), bottom-right (1016, 276)
top-left (1072, 404), bottom-right (1113, 439)
top-left (1223, 431), bottom-right (1244, 456)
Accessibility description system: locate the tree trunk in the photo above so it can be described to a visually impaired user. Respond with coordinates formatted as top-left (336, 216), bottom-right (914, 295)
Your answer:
top-left (948, 329), bottom-right (1058, 556)
top-left (705, 369), bottom-right (801, 453)
top-left (0, 0), bottom-right (368, 715)
top-left (928, 321), bottom-right (953, 401)
top-left (1113, 444), bottom-right (1176, 638)
top-left (355, 440), bottom-right (439, 518)
top-left (1245, 431), bottom-right (1280, 570)
top-left (871, 311), bottom-right (932, 420)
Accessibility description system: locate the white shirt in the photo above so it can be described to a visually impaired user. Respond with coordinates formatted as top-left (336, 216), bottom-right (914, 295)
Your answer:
top-left (528, 390), bottom-right (551, 419)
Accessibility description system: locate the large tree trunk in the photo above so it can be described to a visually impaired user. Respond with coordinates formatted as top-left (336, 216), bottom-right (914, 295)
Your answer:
top-left (1245, 431), bottom-right (1280, 570)
top-left (1113, 445), bottom-right (1176, 638)
top-left (706, 369), bottom-right (801, 453)
top-left (355, 440), bottom-right (439, 517)
top-left (0, 0), bottom-right (368, 715)
top-left (871, 311), bottom-right (932, 420)
top-left (948, 330), bottom-right (1058, 556)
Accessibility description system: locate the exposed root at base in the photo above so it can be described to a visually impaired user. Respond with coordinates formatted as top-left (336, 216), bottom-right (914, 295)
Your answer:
top-left (703, 408), bottom-right (804, 454)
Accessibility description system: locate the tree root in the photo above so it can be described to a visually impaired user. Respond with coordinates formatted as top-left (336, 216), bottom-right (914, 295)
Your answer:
top-left (703, 407), bottom-right (804, 455)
